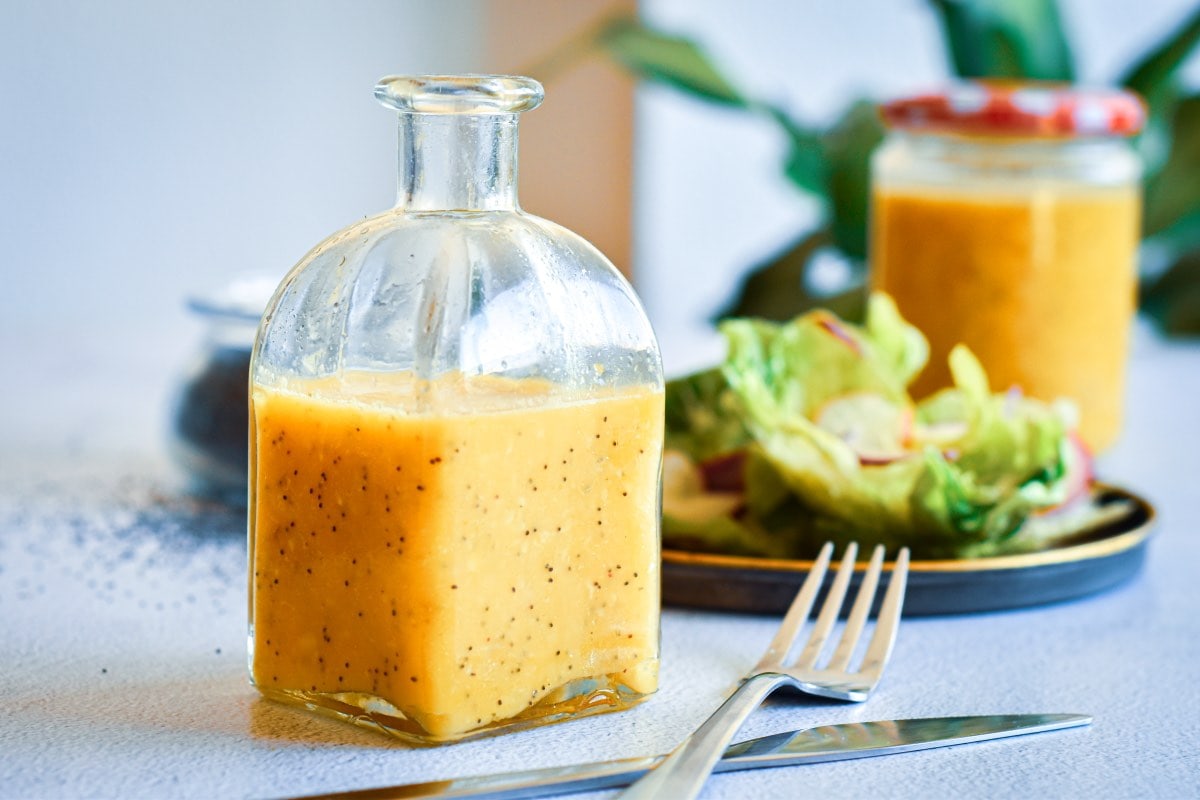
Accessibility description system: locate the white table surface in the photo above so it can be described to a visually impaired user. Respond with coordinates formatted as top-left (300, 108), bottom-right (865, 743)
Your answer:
top-left (2, 324), bottom-right (1198, 800)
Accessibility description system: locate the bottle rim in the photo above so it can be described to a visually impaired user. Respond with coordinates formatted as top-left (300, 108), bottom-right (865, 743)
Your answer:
top-left (374, 74), bottom-right (544, 115)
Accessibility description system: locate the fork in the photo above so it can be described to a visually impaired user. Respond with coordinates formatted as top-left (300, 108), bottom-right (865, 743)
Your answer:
top-left (619, 541), bottom-right (910, 800)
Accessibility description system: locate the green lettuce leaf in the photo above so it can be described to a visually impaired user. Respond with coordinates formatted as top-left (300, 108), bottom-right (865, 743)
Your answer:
top-left (664, 367), bottom-right (751, 462)
top-left (661, 293), bottom-right (1077, 559)
top-left (660, 511), bottom-right (803, 559)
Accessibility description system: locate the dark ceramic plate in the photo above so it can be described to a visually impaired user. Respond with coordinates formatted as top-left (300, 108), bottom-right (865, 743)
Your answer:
top-left (662, 484), bottom-right (1154, 616)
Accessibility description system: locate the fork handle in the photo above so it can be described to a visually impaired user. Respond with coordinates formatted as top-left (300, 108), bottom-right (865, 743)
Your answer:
top-left (617, 672), bottom-right (790, 800)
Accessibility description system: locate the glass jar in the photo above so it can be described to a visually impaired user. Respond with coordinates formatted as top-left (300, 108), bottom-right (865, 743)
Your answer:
top-left (169, 276), bottom-right (276, 505)
top-left (870, 83), bottom-right (1144, 451)
top-left (248, 75), bottom-right (664, 744)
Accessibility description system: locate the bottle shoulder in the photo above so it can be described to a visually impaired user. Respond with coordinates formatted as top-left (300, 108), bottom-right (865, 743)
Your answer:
top-left (254, 207), bottom-right (661, 392)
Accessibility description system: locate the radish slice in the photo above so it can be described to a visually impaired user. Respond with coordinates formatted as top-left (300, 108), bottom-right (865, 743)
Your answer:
top-left (814, 392), bottom-right (913, 465)
top-left (662, 450), bottom-right (744, 522)
top-left (699, 451), bottom-right (747, 493)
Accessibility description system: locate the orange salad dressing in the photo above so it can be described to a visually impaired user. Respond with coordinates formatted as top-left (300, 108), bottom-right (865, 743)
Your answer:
top-left (871, 183), bottom-right (1140, 450)
top-left (249, 372), bottom-right (663, 741)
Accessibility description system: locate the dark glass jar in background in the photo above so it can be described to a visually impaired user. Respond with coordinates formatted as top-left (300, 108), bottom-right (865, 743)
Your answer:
top-left (168, 276), bottom-right (275, 505)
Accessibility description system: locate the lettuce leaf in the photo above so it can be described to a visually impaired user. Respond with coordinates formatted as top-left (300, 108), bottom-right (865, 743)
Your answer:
top-left (662, 293), bottom-right (1079, 559)
top-left (664, 367), bottom-right (751, 462)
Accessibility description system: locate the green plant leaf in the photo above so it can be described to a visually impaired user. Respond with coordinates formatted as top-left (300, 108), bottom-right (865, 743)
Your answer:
top-left (1120, 5), bottom-right (1200, 176)
top-left (821, 100), bottom-right (886, 261)
top-left (1121, 5), bottom-right (1200, 100)
top-left (928, 0), bottom-right (1075, 81)
top-left (1142, 249), bottom-right (1200, 335)
top-left (1144, 94), bottom-right (1200, 238)
top-left (713, 228), bottom-right (869, 325)
top-left (594, 16), bottom-right (747, 107)
top-left (713, 229), bottom-right (832, 322)
top-left (765, 107), bottom-right (829, 199)
top-left (592, 18), bottom-right (829, 199)
top-left (1146, 208), bottom-right (1200, 260)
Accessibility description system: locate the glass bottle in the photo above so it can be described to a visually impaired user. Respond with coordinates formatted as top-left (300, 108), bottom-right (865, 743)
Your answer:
top-left (870, 83), bottom-right (1143, 451)
top-left (247, 75), bottom-right (664, 744)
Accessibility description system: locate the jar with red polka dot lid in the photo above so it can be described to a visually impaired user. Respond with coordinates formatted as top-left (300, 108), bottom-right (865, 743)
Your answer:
top-left (870, 81), bottom-right (1144, 451)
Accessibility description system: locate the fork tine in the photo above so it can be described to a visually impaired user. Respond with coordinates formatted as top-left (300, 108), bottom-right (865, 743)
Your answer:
top-left (756, 542), bottom-right (833, 668)
top-left (793, 542), bottom-right (858, 669)
top-left (825, 544), bottom-right (886, 672)
top-left (857, 547), bottom-right (910, 678)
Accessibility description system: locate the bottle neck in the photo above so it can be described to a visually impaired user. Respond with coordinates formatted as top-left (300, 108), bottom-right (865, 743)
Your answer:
top-left (396, 113), bottom-right (520, 212)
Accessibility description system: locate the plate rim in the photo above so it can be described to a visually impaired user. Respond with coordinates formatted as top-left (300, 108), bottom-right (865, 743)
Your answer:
top-left (662, 482), bottom-right (1155, 575)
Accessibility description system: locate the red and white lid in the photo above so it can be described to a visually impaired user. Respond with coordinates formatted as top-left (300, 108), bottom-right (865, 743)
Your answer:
top-left (880, 81), bottom-right (1145, 138)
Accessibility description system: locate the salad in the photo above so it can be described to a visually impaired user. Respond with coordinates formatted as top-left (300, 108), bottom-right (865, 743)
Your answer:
top-left (663, 294), bottom-right (1095, 560)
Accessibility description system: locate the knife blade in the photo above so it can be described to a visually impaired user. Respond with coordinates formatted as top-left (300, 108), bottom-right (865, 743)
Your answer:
top-left (285, 713), bottom-right (1090, 800)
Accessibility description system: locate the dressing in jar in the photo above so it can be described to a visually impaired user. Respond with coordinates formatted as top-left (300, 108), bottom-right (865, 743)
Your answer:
top-left (248, 75), bottom-right (664, 744)
top-left (870, 83), bottom-right (1144, 450)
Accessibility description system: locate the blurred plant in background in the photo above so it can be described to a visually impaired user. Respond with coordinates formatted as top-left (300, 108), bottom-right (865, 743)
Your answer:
top-left (559, 0), bottom-right (1200, 334)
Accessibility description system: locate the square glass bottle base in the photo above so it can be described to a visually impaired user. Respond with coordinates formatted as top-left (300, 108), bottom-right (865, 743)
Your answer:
top-left (253, 672), bottom-right (654, 745)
